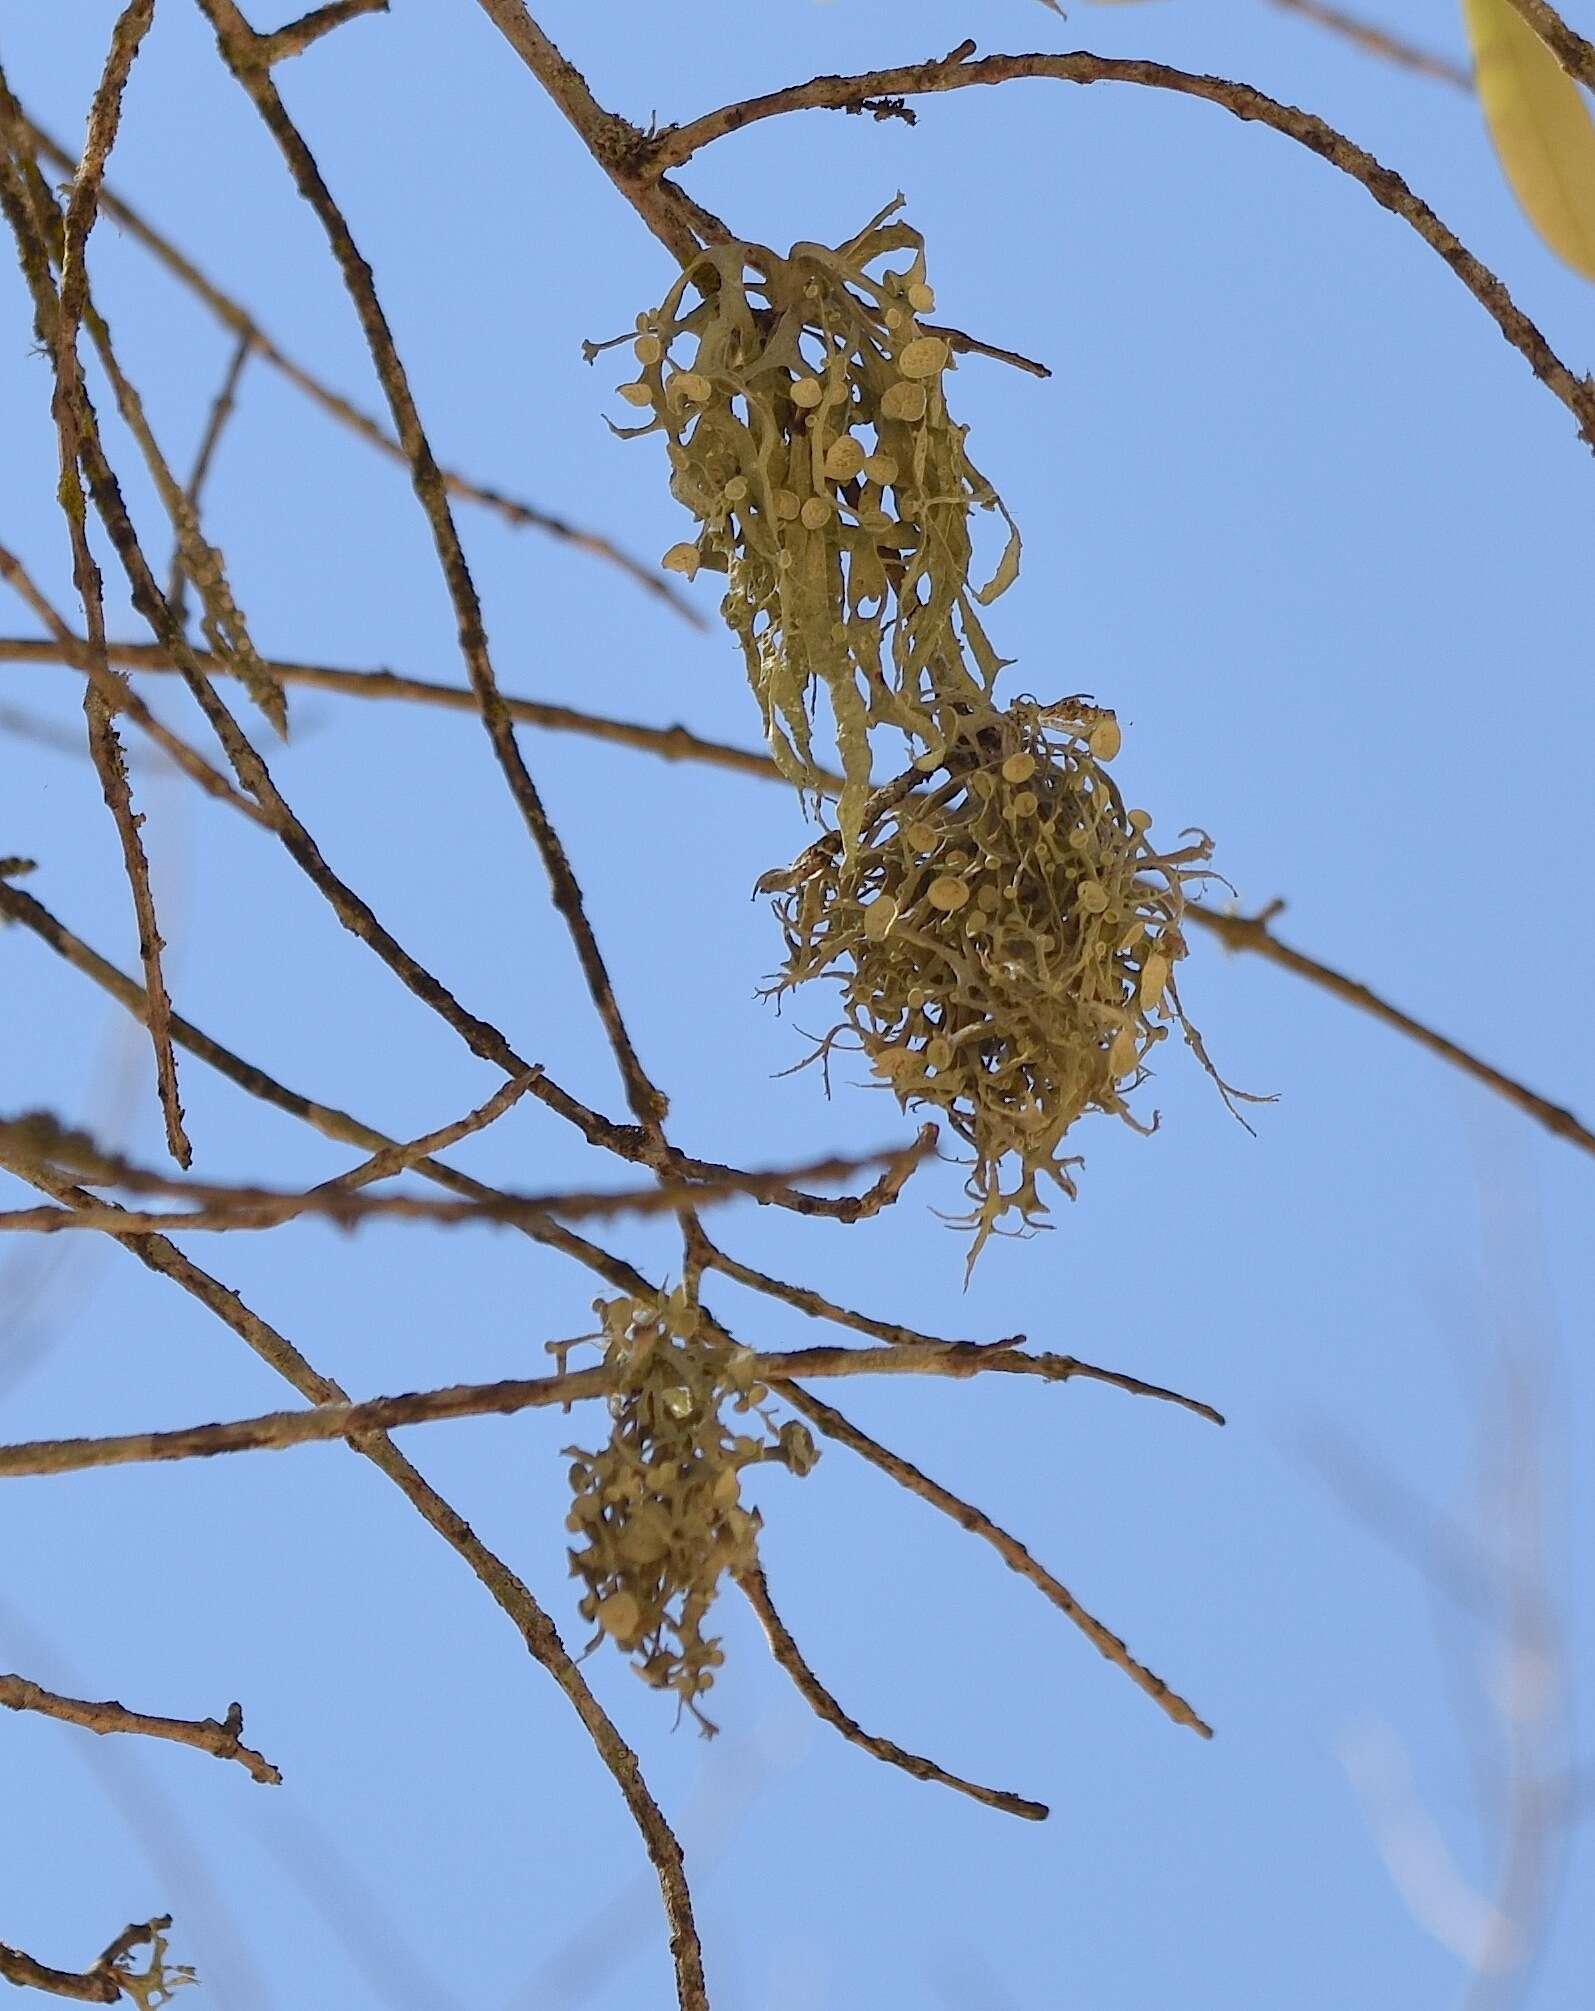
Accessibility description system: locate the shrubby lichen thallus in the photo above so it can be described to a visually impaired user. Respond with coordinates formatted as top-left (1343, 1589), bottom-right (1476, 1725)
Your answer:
top-left (592, 197), bottom-right (1021, 851)
top-left (555, 1285), bottom-right (818, 1727)
top-left (760, 698), bottom-right (1244, 1270)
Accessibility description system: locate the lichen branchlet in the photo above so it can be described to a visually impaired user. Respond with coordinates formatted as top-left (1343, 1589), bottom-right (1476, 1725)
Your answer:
top-left (762, 698), bottom-right (1238, 1267)
top-left (560, 1287), bottom-right (818, 1727)
top-left (594, 196), bottom-right (1020, 849)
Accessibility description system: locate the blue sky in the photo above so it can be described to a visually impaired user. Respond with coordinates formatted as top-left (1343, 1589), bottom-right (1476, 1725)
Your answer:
top-left (2, 3), bottom-right (1591, 2007)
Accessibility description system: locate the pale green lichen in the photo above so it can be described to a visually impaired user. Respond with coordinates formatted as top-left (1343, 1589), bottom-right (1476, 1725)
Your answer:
top-left (596, 198), bottom-right (1019, 849)
top-left (558, 1286), bottom-right (817, 1726)
top-left (762, 699), bottom-right (1240, 1267)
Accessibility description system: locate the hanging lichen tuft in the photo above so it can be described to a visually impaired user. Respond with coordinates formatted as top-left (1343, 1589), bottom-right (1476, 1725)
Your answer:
top-left (593, 198), bottom-right (1020, 848)
top-left (760, 698), bottom-right (1246, 1268)
top-left (559, 1286), bottom-right (818, 1727)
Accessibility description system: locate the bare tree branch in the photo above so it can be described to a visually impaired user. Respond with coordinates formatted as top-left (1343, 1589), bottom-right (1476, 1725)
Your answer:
top-left (1, 16), bottom-right (193, 1171)
top-left (256, 0), bottom-right (389, 66)
top-left (0, 1153), bottom-right (709, 2011)
top-left (1499, 0), bottom-right (1595, 94)
top-left (736, 1563), bottom-right (1050, 1821)
top-left (169, 329), bottom-right (253, 627)
top-left (0, 560), bottom-right (273, 827)
top-left (0, 634), bottom-right (800, 784)
top-left (0, 1337), bottom-right (1214, 1482)
top-left (0, 1131), bottom-right (932, 1238)
top-left (1189, 903), bottom-right (1595, 1160)
top-left (776, 1382), bottom-right (1215, 1739)
top-left (199, 0), bottom-right (676, 1142)
top-left (470, 0), bottom-right (729, 261)
top-left (643, 45), bottom-right (1595, 446)
top-left (13, 116), bottom-right (702, 625)
top-left (1, 1677), bottom-right (281, 1786)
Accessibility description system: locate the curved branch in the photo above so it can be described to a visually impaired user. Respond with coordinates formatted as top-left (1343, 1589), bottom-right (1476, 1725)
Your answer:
top-left (0, 1677), bottom-right (280, 1785)
top-left (736, 1563), bottom-right (1049, 1821)
top-left (646, 46), bottom-right (1595, 446)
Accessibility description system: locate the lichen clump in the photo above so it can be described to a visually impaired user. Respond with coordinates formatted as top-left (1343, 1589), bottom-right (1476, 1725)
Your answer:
top-left (762, 699), bottom-right (1225, 1264)
top-left (561, 1287), bottom-right (818, 1724)
top-left (598, 197), bottom-right (1019, 847)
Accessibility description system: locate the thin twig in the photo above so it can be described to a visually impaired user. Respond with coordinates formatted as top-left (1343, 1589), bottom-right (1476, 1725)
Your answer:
top-left (1, 156), bottom-right (738, 1219)
top-left (169, 328), bottom-right (254, 627)
top-left (1189, 903), bottom-right (1595, 1160)
top-left (0, 880), bottom-right (680, 1301)
top-left (775, 1382), bottom-right (1215, 1738)
top-left (0, 1135), bottom-right (931, 1237)
top-left (0, 634), bottom-right (803, 784)
top-left (920, 318), bottom-right (1051, 379)
top-left (0, 1916), bottom-right (179, 2005)
top-left (0, 1339), bottom-right (1207, 1480)
top-left (1499, 0), bottom-right (1595, 95)
top-left (256, 0), bottom-right (389, 65)
top-left (692, 1224), bottom-right (1223, 1419)
top-left (0, 563), bottom-right (273, 826)
top-left (16, 116), bottom-right (702, 625)
top-left (0, 633), bottom-right (780, 789)
top-left (645, 46), bottom-right (1595, 446)
top-left (1261, 0), bottom-right (1473, 88)
top-left (7, 631), bottom-right (1588, 1184)
top-left (736, 1563), bottom-right (1049, 1821)
top-left (199, 0), bottom-right (674, 1139)
top-left (0, 1155), bottom-right (708, 2011)
top-left (2, 15), bottom-right (192, 1170)
top-left (0, 1676), bottom-right (281, 1785)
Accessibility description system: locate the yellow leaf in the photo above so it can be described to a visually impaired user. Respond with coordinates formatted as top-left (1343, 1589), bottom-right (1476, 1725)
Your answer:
top-left (1463, 0), bottom-right (1595, 279)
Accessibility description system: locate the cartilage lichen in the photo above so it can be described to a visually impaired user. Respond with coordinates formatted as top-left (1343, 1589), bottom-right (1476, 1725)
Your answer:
top-left (560, 1287), bottom-right (817, 1724)
top-left (597, 197), bottom-right (1019, 849)
top-left (761, 699), bottom-right (1231, 1265)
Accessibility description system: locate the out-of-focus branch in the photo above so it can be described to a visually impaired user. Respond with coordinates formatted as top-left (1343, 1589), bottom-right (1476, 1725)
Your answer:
top-left (169, 330), bottom-right (253, 626)
top-left (0, 1130), bottom-right (932, 1237)
top-left (0, 1677), bottom-right (280, 1785)
top-left (1262, 0), bottom-right (1473, 88)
